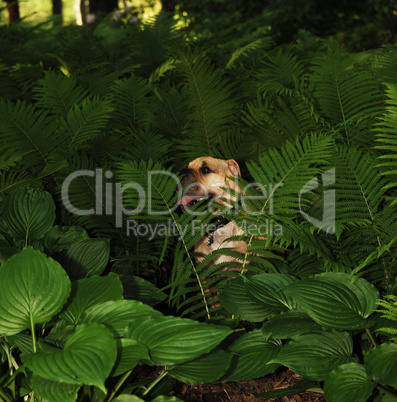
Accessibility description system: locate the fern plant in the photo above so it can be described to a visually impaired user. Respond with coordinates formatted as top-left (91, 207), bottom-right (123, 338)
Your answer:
top-left (377, 295), bottom-right (397, 338)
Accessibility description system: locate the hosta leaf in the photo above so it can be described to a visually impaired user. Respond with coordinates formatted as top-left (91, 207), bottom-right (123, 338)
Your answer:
top-left (61, 273), bottom-right (124, 324)
top-left (0, 247), bottom-right (70, 336)
top-left (262, 311), bottom-right (322, 339)
top-left (23, 323), bottom-right (117, 393)
top-left (285, 273), bottom-right (378, 329)
top-left (7, 333), bottom-right (34, 355)
top-left (244, 273), bottom-right (298, 310)
top-left (4, 186), bottom-right (55, 242)
top-left (113, 339), bottom-right (151, 376)
top-left (324, 363), bottom-right (375, 402)
top-left (44, 225), bottom-right (89, 253)
top-left (30, 374), bottom-right (80, 402)
top-left (270, 331), bottom-right (355, 380)
top-left (113, 396), bottom-right (145, 402)
top-left (169, 349), bottom-right (232, 384)
top-left (80, 299), bottom-right (162, 337)
top-left (218, 276), bottom-right (273, 322)
top-left (125, 315), bottom-right (232, 365)
top-left (221, 330), bottom-right (281, 382)
top-left (60, 238), bottom-right (110, 279)
top-left (365, 343), bottom-right (397, 388)
top-left (120, 275), bottom-right (167, 306)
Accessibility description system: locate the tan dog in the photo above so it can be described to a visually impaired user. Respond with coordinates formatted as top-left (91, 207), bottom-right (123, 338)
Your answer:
top-left (178, 157), bottom-right (247, 269)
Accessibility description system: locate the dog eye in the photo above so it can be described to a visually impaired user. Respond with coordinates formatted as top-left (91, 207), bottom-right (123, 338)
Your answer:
top-left (201, 166), bottom-right (212, 174)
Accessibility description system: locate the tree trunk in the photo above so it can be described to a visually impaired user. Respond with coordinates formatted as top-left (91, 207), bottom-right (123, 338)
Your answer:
top-left (52, 0), bottom-right (63, 24)
top-left (3, 0), bottom-right (20, 23)
top-left (161, 0), bottom-right (175, 13)
top-left (89, 0), bottom-right (118, 17)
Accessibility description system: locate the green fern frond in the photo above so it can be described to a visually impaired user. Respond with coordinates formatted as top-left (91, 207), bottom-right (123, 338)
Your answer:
top-left (0, 151), bottom-right (25, 171)
top-left (244, 94), bottom-right (327, 149)
top-left (33, 71), bottom-right (88, 117)
top-left (115, 159), bottom-right (179, 221)
top-left (371, 46), bottom-right (397, 84)
top-left (333, 146), bottom-right (387, 225)
top-left (152, 84), bottom-right (188, 140)
top-left (120, 14), bottom-right (178, 74)
top-left (330, 146), bottom-right (395, 284)
top-left (166, 205), bottom-right (224, 318)
top-left (375, 83), bottom-right (397, 199)
top-left (172, 45), bottom-right (238, 158)
top-left (54, 152), bottom-right (103, 211)
top-left (0, 171), bottom-right (37, 193)
top-left (376, 295), bottom-right (397, 336)
top-left (244, 72), bottom-right (330, 149)
top-left (117, 128), bottom-right (172, 164)
top-left (149, 58), bottom-right (177, 83)
top-left (60, 29), bottom-right (107, 75)
top-left (226, 38), bottom-right (267, 69)
top-left (244, 133), bottom-right (334, 216)
top-left (311, 45), bottom-right (384, 144)
top-left (256, 48), bottom-right (305, 93)
top-left (108, 75), bottom-right (155, 130)
top-left (216, 128), bottom-right (262, 161)
top-left (0, 99), bottom-right (61, 169)
top-left (61, 97), bottom-right (113, 149)
top-left (10, 64), bottom-right (44, 95)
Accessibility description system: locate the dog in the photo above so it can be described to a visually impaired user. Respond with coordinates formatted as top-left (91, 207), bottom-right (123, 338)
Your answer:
top-left (177, 157), bottom-right (247, 269)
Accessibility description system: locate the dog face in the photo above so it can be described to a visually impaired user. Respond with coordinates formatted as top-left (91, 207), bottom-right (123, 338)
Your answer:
top-left (178, 156), bottom-right (241, 209)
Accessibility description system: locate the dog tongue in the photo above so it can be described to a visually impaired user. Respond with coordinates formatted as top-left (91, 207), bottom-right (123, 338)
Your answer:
top-left (178, 195), bottom-right (199, 206)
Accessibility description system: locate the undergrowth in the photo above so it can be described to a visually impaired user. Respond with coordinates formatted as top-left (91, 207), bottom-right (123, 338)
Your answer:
top-left (0, 13), bottom-right (397, 401)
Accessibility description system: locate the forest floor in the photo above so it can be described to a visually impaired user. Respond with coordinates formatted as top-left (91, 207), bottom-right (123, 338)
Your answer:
top-left (171, 367), bottom-right (325, 401)
top-left (136, 366), bottom-right (325, 401)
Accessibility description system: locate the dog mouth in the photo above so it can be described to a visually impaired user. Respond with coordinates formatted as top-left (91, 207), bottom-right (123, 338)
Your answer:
top-left (178, 194), bottom-right (215, 209)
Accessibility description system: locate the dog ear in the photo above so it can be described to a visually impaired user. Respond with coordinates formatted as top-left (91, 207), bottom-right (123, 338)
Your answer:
top-left (227, 159), bottom-right (241, 177)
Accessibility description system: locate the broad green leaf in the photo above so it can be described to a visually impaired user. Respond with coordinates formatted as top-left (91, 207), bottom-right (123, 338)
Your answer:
top-left (80, 299), bottom-right (162, 337)
top-left (324, 363), bottom-right (375, 402)
top-left (44, 225), bottom-right (89, 252)
top-left (285, 273), bottom-right (379, 329)
top-left (46, 320), bottom-right (76, 342)
top-left (151, 396), bottom-right (183, 402)
top-left (30, 374), bottom-right (80, 402)
top-left (218, 276), bottom-right (274, 322)
top-left (7, 333), bottom-right (33, 355)
top-left (125, 315), bottom-right (232, 365)
top-left (0, 247), bottom-right (70, 336)
top-left (61, 273), bottom-right (124, 324)
top-left (262, 311), bottom-right (322, 340)
top-left (244, 273), bottom-right (298, 310)
top-left (365, 343), bottom-right (397, 388)
top-left (221, 330), bottom-right (281, 382)
top-left (60, 238), bottom-right (110, 279)
top-left (270, 331), bottom-right (355, 380)
top-left (120, 275), bottom-right (167, 306)
top-left (23, 323), bottom-right (117, 393)
top-left (113, 339), bottom-right (151, 376)
top-left (4, 186), bottom-right (55, 242)
top-left (113, 396), bottom-right (145, 402)
top-left (169, 349), bottom-right (232, 384)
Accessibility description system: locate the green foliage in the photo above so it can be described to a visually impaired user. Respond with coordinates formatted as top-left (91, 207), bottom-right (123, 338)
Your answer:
top-left (1, 13), bottom-right (397, 401)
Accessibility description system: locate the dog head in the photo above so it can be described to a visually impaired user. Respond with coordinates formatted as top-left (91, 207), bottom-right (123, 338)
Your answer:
top-left (178, 156), bottom-right (241, 209)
